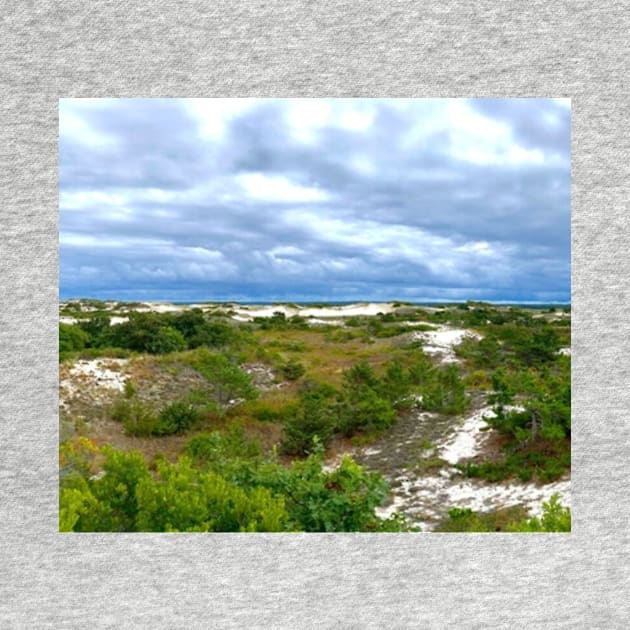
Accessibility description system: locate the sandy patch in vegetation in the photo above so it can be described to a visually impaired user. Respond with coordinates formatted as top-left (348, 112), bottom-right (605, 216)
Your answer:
top-left (109, 316), bottom-right (129, 325)
top-left (412, 327), bottom-right (482, 363)
top-left (305, 318), bottom-right (345, 326)
top-left (143, 302), bottom-right (191, 313)
top-left (60, 359), bottom-right (130, 400)
top-left (558, 347), bottom-right (571, 356)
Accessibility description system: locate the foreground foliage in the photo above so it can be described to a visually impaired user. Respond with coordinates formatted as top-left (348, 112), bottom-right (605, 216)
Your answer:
top-left (60, 435), bottom-right (405, 533)
top-left (436, 493), bottom-right (570, 532)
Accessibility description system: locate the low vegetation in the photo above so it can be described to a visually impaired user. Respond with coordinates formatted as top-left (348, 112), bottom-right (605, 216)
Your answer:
top-left (59, 300), bottom-right (571, 532)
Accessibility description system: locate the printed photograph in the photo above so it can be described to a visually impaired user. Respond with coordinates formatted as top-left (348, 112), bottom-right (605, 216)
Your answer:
top-left (59, 98), bottom-right (571, 532)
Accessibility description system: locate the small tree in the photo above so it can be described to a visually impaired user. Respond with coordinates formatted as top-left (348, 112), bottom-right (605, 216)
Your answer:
top-left (191, 349), bottom-right (258, 406)
top-left (281, 393), bottom-right (335, 455)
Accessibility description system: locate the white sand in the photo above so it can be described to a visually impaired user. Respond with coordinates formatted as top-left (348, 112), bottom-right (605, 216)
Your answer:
top-left (109, 316), bottom-right (129, 325)
top-left (412, 327), bottom-right (482, 363)
top-left (60, 316), bottom-right (128, 326)
top-left (143, 302), bottom-right (190, 313)
top-left (300, 303), bottom-right (396, 318)
top-left (385, 469), bottom-right (571, 529)
top-left (439, 405), bottom-right (525, 464)
top-left (61, 301), bottom-right (402, 322)
top-left (306, 318), bottom-right (344, 326)
top-left (373, 401), bottom-right (569, 530)
top-left (227, 302), bottom-right (397, 322)
top-left (61, 358), bottom-right (130, 398)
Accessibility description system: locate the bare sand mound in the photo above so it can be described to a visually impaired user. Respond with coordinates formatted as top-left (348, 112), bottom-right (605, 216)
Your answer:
top-left (228, 302), bottom-right (397, 322)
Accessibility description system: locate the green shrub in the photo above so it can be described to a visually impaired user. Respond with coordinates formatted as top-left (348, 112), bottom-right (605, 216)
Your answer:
top-left (378, 361), bottom-right (412, 408)
top-left (146, 326), bottom-right (187, 354)
top-left (188, 349), bottom-right (258, 406)
top-left (421, 365), bottom-right (468, 414)
top-left (336, 386), bottom-right (397, 436)
top-left (281, 394), bottom-right (336, 455)
top-left (507, 494), bottom-right (570, 532)
top-left (281, 359), bottom-right (306, 381)
top-left (153, 401), bottom-right (204, 436)
top-left (59, 323), bottom-right (90, 353)
top-left (120, 401), bottom-right (160, 437)
top-left (186, 427), bottom-right (263, 469)
top-left (135, 458), bottom-right (289, 532)
top-left (60, 442), bottom-right (405, 532)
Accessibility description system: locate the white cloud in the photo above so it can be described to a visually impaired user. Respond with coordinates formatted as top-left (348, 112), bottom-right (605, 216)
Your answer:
top-left (237, 173), bottom-right (329, 203)
top-left (59, 100), bottom-right (118, 149)
top-left (184, 98), bottom-right (258, 140)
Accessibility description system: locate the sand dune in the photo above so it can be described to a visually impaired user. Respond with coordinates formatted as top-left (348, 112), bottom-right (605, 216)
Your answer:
top-left (228, 302), bottom-right (397, 321)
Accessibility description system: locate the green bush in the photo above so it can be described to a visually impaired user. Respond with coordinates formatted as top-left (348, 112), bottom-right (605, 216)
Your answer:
top-left (153, 401), bottom-right (204, 436)
top-left (281, 393), bottom-right (336, 455)
top-left (188, 349), bottom-right (258, 406)
top-left (60, 441), bottom-right (405, 532)
top-left (135, 457), bottom-right (288, 532)
top-left (507, 494), bottom-right (570, 532)
top-left (421, 365), bottom-right (468, 414)
top-left (111, 397), bottom-right (204, 437)
top-left (186, 427), bottom-right (263, 469)
top-left (250, 452), bottom-right (405, 532)
top-left (146, 326), bottom-right (187, 354)
top-left (336, 386), bottom-right (397, 436)
top-left (281, 359), bottom-right (306, 381)
top-left (119, 401), bottom-right (160, 437)
top-left (59, 323), bottom-right (90, 353)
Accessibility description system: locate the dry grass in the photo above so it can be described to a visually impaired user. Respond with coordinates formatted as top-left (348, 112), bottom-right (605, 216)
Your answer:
top-left (254, 329), bottom-right (402, 385)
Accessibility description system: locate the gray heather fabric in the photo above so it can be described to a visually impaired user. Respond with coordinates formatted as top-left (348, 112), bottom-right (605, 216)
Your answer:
top-left (1, 1), bottom-right (628, 628)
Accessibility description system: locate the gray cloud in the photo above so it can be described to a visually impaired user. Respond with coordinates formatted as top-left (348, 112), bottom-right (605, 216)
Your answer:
top-left (59, 98), bottom-right (570, 303)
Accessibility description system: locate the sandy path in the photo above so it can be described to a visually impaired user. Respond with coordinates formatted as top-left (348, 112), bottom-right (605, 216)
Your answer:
top-left (329, 399), bottom-right (570, 531)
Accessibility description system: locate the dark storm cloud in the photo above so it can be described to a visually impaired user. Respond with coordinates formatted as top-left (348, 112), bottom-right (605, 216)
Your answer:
top-left (59, 98), bottom-right (571, 302)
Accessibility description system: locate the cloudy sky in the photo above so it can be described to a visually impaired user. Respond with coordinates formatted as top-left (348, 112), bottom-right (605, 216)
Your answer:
top-left (59, 98), bottom-right (570, 303)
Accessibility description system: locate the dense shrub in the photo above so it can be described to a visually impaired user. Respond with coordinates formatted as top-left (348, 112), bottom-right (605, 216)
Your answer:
top-left (71, 309), bottom-right (244, 356)
top-left (378, 361), bottom-right (412, 408)
top-left (60, 440), bottom-right (404, 532)
top-left (146, 326), bottom-right (187, 354)
top-left (110, 397), bottom-right (203, 437)
top-left (113, 399), bottom-right (159, 437)
top-left (59, 323), bottom-right (90, 353)
top-left (420, 365), bottom-right (468, 414)
top-left (281, 359), bottom-right (306, 381)
top-left (281, 393), bottom-right (336, 455)
top-left (249, 452), bottom-right (405, 532)
top-left (153, 401), bottom-right (204, 436)
top-left (186, 427), bottom-right (263, 468)
top-left (336, 386), bottom-right (397, 436)
top-left (135, 458), bottom-right (288, 532)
